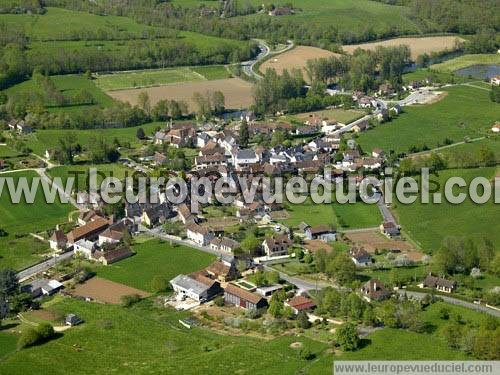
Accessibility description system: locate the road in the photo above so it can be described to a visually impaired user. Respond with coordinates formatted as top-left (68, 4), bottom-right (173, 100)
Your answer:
top-left (397, 290), bottom-right (500, 318)
top-left (332, 114), bottom-right (373, 137)
top-left (17, 250), bottom-right (74, 282)
top-left (241, 39), bottom-right (294, 80)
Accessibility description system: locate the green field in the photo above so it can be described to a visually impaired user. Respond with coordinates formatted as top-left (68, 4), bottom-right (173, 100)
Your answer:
top-left (357, 86), bottom-right (499, 155)
top-left (96, 238), bottom-right (216, 291)
top-left (23, 122), bottom-right (162, 156)
top-left (95, 65), bottom-right (230, 91)
top-left (281, 198), bottom-right (381, 229)
top-left (292, 108), bottom-right (365, 125)
top-left (0, 171), bottom-right (72, 270)
top-left (431, 54), bottom-right (500, 73)
top-left (435, 137), bottom-right (500, 168)
top-left (392, 167), bottom-right (499, 252)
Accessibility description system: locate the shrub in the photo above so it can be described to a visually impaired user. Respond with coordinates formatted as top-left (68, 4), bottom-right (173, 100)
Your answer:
top-left (151, 275), bottom-right (169, 293)
top-left (121, 294), bottom-right (141, 308)
top-left (17, 328), bottom-right (42, 349)
top-left (213, 296), bottom-right (225, 307)
top-left (37, 322), bottom-right (55, 340)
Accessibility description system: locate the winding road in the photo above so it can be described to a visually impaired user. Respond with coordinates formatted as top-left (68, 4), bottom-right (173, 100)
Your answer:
top-left (241, 39), bottom-right (294, 80)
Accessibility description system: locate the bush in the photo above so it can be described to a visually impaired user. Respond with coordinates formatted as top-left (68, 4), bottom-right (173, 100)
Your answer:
top-left (299, 348), bottom-right (315, 360)
top-left (151, 275), bottom-right (169, 293)
top-left (17, 328), bottom-right (42, 349)
top-left (37, 322), bottom-right (55, 340)
top-left (121, 294), bottom-right (142, 308)
top-left (213, 296), bottom-right (225, 307)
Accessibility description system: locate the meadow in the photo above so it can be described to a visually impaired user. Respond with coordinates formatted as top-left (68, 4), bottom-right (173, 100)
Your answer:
top-left (292, 108), bottom-right (365, 125)
top-left (435, 137), bottom-right (500, 167)
top-left (96, 238), bottom-right (216, 291)
top-left (392, 167), bottom-right (499, 252)
top-left (0, 171), bottom-right (72, 270)
top-left (431, 54), bottom-right (500, 73)
top-left (357, 85), bottom-right (499, 155)
top-left (95, 65), bottom-right (230, 91)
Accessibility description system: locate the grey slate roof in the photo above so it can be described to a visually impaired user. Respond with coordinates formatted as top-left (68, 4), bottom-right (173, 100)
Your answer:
top-left (170, 274), bottom-right (209, 295)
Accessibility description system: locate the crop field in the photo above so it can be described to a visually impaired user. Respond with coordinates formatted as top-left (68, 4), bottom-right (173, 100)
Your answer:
top-left (96, 238), bottom-right (216, 291)
top-left (108, 78), bottom-right (254, 112)
top-left (95, 65), bottom-right (229, 91)
top-left (0, 297), bottom-right (329, 374)
top-left (393, 167), bottom-right (499, 252)
top-left (431, 54), bottom-right (500, 72)
top-left (260, 46), bottom-right (340, 78)
top-left (345, 230), bottom-right (415, 253)
top-left (72, 277), bottom-right (151, 304)
top-left (24, 122), bottom-right (162, 156)
top-left (293, 108), bottom-right (365, 125)
top-left (356, 86), bottom-right (499, 155)
top-left (342, 36), bottom-right (464, 60)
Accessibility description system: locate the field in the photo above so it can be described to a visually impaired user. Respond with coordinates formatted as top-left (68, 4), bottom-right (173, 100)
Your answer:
top-left (0, 171), bottom-right (72, 270)
top-left (345, 230), bottom-right (415, 253)
top-left (342, 36), bottom-right (464, 60)
top-left (96, 238), bottom-right (216, 291)
top-left (435, 137), bottom-right (500, 167)
top-left (280, 198), bottom-right (381, 230)
top-left (0, 297), bottom-right (329, 374)
top-left (23, 122), bottom-right (162, 156)
top-left (356, 85), bottom-right (499, 155)
top-left (392, 167), bottom-right (500, 252)
top-left (293, 108), bottom-right (365, 125)
top-left (95, 65), bottom-right (230, 91)
top-left (108, 78), bottom-right (254, 112)
top-left (72, 277), bottom-right (151, 304)
top-left (431, 54), bottom-right (500, 72)
top-left (260, 46), bottom-right (340, 78)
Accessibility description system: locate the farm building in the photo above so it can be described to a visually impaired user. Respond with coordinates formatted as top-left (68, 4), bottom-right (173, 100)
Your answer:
top-left (224, 284), bottom-right (268, 310)
top-left (304, 225), bottom-right (336, 242)
top-left (284, 295), bottom-right (316, 314)
top-left (170, 274), bottom-right (222, 302)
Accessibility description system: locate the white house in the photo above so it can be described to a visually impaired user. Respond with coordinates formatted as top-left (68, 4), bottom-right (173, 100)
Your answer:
top-left (233, 149), bottom-right (259, 170)
top-left (186, 223), bottom-right (214, 246)
top-left (170, 274), bottom-right (221, 302)
top-left (492, 123), bottom-right (500, 133)
top-left (74, 239), bottom-right (96, 259)
top-left (49, 230), bottom-right (67, 251)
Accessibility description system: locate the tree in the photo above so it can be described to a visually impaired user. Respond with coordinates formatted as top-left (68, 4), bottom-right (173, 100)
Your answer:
top-left (151, 275), bottom-right (169, 293)
top-left (137, 91), bottom-right (151, 116)
top-left (0, 268), bottom-right (19, 298)
top-left (491, 85), bottom-right (500, 103)
top-left (136, 127), bottom-right (146, 140)
top-left (335, 323), bottom-right (360, 351)
top-left (297, 310), bottom-right (311, 329)
top-left (239, 120), bottom-right (249, 148)
top-left (240, 233), bottom-right (261, 255)
top-left (212, 91), bottom-right (225, 114)
top-left (326, 253), bottom-right (356, 285)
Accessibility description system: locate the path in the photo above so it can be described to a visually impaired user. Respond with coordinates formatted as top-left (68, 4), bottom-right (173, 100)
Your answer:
top-left (407, 136), bottom-right (486, 158)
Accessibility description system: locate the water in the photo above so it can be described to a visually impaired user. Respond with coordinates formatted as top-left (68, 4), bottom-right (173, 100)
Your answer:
top-left (455, 64), bottom-right (500, 80)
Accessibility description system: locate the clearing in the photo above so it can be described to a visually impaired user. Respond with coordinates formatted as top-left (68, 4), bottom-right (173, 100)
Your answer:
top-left (342, 36), bottom-right (464, 60)
top-left (71, 277), bottom-right (150, 304)
top-left (260, 46), bottom-right (340, 78)
top-left (108, 78), bottom-right (254, 112)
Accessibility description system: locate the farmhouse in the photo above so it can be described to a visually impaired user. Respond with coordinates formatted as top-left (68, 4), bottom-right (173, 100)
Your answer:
top-left (304, 225), bottom-right (336, 242)
top-left (49, 230), bottom-right (67, 250)
top-left (98, 225), bottom-right (126, 246)
top-left (67, 216), bottom-right (110, 244)
top-left (420, 274), bottom-right (457, 293)
top-left (224, 284), bottom-right (268, 310)
top-left (285, 295), bottom-right (316, 314)
top-left (262, 235), bottom-right (292, 257)
top-left (170, 274), bottom-right (222, 302)
top-left (361, 279), bottom-right (392, 302)
top-left (186, 223), bottom-right (214, 246)
top-left (210, 236), bottom-right (240, 253)
top-left (93, 246), bottom-right (134, 265)
top-left (349, 247), bottom-right (372, 266)
top-left (204, 261), bottom-right (239, 282)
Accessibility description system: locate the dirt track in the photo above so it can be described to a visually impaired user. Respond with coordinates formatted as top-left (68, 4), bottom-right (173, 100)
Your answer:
top-left (107, 78), bottom-right (254, 112)
top-left (72, 277), bottom-right (150, 304)
top-left (342, 36), bottom-right (465, 60)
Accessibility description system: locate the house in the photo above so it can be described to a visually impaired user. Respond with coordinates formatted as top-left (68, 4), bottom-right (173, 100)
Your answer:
top-left (197, 132), bottom-right (212, 148)
top-left (224, 284), bottom-right (268, 310)
top-left (256, 284), bottom-right (283, 297)
top-left (195, 153), bottom-right (226, 169)
top-left (93, 245), bottom-right (134, 265)
top-left (177, 203), bottom-right (195, 224)
top-left (22, 279), bottom-right (63, 298)
top-left (491, 123), bottom-right (500, 133)
top-left (352, 121), bottom-right (369, 133)
top-left (141, 203), bottom-right (171, 227)
top-left (380, 221), bottom-right (400, 237)
top-left (361, 279), bottom-right (392, 302)
top-left (73, 239), bottom-right (96, 259)
top-left (240, 110), bottom-right (256, 122)
top-left (153, 152), bottom-right (168, 166)
top-left (204, 261), bottom-right (239, 282)
top-left (8, 119), bottom-right (32, 135)
top-left (362, 157), bottom-right (381, 170)
top-left (170, 274), bottom-right (221, 302)
top-left (77, 210), bottom-right (103, 226)
top-left (67, 216), bottom-right (110, 244)
top-left (262, 235), bottom-right (292, 257)
top-left (419, 274), bottom-right (457, 293)
top-left (49, 230), bottom-right (67, 251)
top-left (233, 149), bottom-right (259, 170)
top-left (491, 75), bottom-right (500, 85)
top-left (372, 148), bottom-right (384, 158)
top-left (210, 237), bottom-right (240, 253)
top-left (186, 223), bottom-right (214, 246)
top-left (304, 225), bottom-right (336, 242)
top-left (98, 224), bottom-right (126, 246)
top-left (378, 83), bottom-right (394, 96)
top-left (268, 7), bottom-right (293, 16)
top-left (285, 295), bottom-right (316, 314)
top-left (65, 314), bottom-right (83, 326)
top-left (349, 247), bottom-right (372, 266)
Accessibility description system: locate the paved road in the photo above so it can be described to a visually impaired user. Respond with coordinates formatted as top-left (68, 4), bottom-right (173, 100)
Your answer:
top-left (17, 250), bottom-right (74, 282)
top-left (377, 198), bottom-right (397, 224)
top-left (241, 39), bottom-right (294, 80)
top-left (332, 114), bottom-right (373, 137)
top-left (397, 290), bottom-right (500, 318)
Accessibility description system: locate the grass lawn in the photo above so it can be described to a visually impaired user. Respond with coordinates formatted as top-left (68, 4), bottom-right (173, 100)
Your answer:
top-left (431, 54), bottom-right (500, 73)
top-left (0, 297), bottom-right (329, 374)
top-left (357, 86), bottom-right (499, 155)
top-left (435, 137), bottom-right (500, 167)
top-left (95, 65), bottom-right (230, 91)
top-left (292, 108), bottom-right (365, 125)
top-left (47, 164), bottom-right (131, 192)
top-left (96, 238), bottom-right (216, 292)
top-left (392, 167), bottom-right (499, 252)
top-left (23, 122), bottom-right (162, 156)
top-left (357, 264), bottom-right (428, 285)
top-left (0, 331), bottom-right (17, 360)
top-left (281, 198), bottom-right (381, 230)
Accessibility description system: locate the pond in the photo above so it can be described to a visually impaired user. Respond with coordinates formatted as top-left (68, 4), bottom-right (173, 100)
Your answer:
top-left (454, 64), bottom-right (500, 80)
